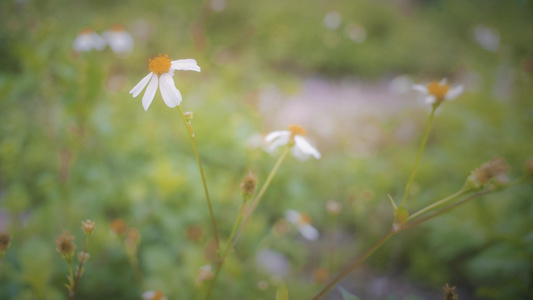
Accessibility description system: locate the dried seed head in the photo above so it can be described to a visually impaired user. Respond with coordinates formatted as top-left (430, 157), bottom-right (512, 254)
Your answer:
top-left (443, 283), bottom-right (459, 300)
top-left (240, 170), bottom-right (258, 201)
top-left (110, 219), bottom-right (128, 235)
top-left (0, 232), bottom-right (11, 252)
top-left (312, 267), bottom-right (330, 283)
top-left (467, 156), bottom-right (510, 189)
top-left (81, 220), bottom-right (95, 235)
top-left (55, 231), bottom-right (76, 256)
top-left (196, 264), bottom-right (213, 285)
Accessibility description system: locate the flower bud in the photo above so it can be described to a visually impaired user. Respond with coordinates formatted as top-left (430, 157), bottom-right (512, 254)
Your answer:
top-left (393, 207), bottom-right (409, 232)
top-left (78, 251), bottom-right (90, 262)
top-left (81, 220), bottom-right (95, 235)
top-left (466, 156), bottom-right (510, 190)
top-left (240, 170), bottom-right (258, 201)
top-left (443, 283), bottom-right (459, 300)
top-left (184, 111), bottom-right (193, 121)
top-left (0, 232), bottom-right (11, 258)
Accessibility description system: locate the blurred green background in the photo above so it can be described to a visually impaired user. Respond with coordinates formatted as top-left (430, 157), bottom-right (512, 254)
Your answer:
top-left (1, 0), bottom-right (532, 299)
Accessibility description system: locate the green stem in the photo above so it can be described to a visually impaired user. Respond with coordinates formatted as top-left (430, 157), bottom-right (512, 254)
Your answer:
top-left (232, 147), bottom-right (290, 247)
top-left (400, 106), bottom-right (437, 207)
top-left (312, 229), bottom-right (395, 300)
top-left (204, 202), bottom-right (246, 300)
top-left (312, 183), bottom-right (514, 299)
top-left (177, 106), bottom-right (220, 249)
top-left (407, 188), bottom-right (468, 221)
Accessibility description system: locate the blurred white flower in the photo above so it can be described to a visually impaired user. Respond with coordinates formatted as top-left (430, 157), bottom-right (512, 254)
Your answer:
top-left (103, 24), bottom-right (134, 54)
top-left (72, 28), bottom-right (106, 52)
top-left (285, 210), bottom-right (319, 241)
top-left (474, 25), bottom-right (500, 52)
top-left (326, 200), bottom-right (342, 215)
top-left (129, 54), bottom-right (200, 111)
top-left (412, 79), bottom-right (464, 106)
top-left (324, 11), bottom-right (342, 29)
top-left (265, 125), bottom-right (321, 161)
top-left (345, 23), bottom-right (366, 43)
top-left (255, 249), bottom-right (289, 276)
top-left (142, 290), bottom-right (167, 300)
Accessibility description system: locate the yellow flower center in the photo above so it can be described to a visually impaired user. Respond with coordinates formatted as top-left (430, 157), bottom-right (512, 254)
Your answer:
top-left (297, 213), bottom-right (312, 226)
top-left (110, 23), bottom-right (125, 32)
top-left (426, 81), bottom-right (450, 100)
top-left (79, 27), bottom-right (94, 34)
top-left (151, 290), bottom-right (165, 300)
top-left (288, 124), bottom-right (306, 137)
top-left (149, 54), bottom-right (172, 76)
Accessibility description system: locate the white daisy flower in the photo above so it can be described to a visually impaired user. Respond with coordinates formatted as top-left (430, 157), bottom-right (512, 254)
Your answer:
top-left (265, 125), bottom-right (321, 161)
top-left (142, 290), bottom-right (167, 300)
top-left (129, 54), bottom-right (201, 111)
top-left (285, 209), bottom-right (319, 241)
top-left (72, 28), bottom-right (106, 52)
top-left (103, 24), bottom-right (134, 54)
top-left (412, 79), bottom-right (464, 106)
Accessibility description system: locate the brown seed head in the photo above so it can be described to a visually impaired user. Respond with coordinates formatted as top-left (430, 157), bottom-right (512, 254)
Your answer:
top-left (0, 232), bottom-right (11, 251)
top-left (82, 219), bottom-right (95, 235)
top-left (125, 228), bottom-right (141, 248)
top-left (468, 156), bottom-right (510, 188)
top-left (110, 219), bottom-right (128, 235)
top-left (240, 170), bottom-right (258, 198)
top-left (55, 231), bottom-right (76, 255)
top-left (443, 283), bottom-right (459, 300)
top-left (312, 267), bottom-right (330, 283)
top-left (186, 225), bottom-right (203, 241)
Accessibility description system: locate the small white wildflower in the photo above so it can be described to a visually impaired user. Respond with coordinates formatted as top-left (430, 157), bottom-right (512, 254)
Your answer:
top-left (285, 210), bottom-right (319, 241)
top-left (73, 28), bottom-right (106, 52)
top-left (129, 54), bottom-right (200, 111)
top-left (265, 125), bottom-right (321, 161)
top-left (412, 79), bottom-right (464, 106)
top-left (103, 24), bottom-right (134, 54)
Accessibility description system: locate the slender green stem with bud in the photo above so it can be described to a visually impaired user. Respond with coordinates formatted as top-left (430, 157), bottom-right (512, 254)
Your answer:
top-left (232, 147), bottom-right (290, 246)
top-left (205, 147), bottom-right (290, 300)
top-left (312, 183), bottom-right (515, 300)
top-left (400, 106), bottom-right (437, 207)
top-left (177, 106), bottom-right (220, 249)
top-left (68, 235), bottom-right (90, 300)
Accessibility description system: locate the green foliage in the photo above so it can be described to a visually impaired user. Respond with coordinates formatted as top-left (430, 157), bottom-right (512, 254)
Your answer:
top-left (0, 0), bottom-right (532, 299)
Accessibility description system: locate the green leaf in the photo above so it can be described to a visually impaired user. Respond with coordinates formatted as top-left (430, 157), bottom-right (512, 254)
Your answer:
top-left (339, 287), bottom-right (360, 300)
top-left (276, 281), bottom-right (289, 300)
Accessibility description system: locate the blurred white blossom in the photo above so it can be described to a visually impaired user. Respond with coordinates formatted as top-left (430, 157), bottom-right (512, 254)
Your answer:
top-left (285, 209), bottom-right (319, 241)
top-left (412, 79), bottom-right (464, 106)
top-left (265, 125), bottom-right (321, 161)
top-left (73, 28), bottom-right (106, 52)
top-left (103, 24), bottom-right (134, 54)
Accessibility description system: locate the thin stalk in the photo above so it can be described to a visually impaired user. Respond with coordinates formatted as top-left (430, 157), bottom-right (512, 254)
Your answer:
top-left (312, 229), bottom-right (395, 300)
top-left (313, 184), bottom-right (510, 299)
top-left (204, 202), bottom-right (246, 300)
top-left (407, 188), bottom-right (468, 221)
top-left (232, 147), bottom-right (290, 247)
top-left (68, 235), bottom-right (90, 300)
top-left (400, 106), bottom-right (437, 207)
top-left (177, 106), bottom-right (220, 249)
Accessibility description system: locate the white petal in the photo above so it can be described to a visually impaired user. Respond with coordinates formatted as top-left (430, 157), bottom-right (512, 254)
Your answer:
top-left (298, 224), bottom-right (319, 241)
top-left (291, 145), bottom-right (310, 161)
top-left (159, 73), bottom-right (180, 108)
top-left (142, 74), bottom-right (158, 111)
top-left (267, 133), bottom-right (290, 153)
top-left (294, 136), bottom-right (321, 159)
top-left (412, 84), bottom-right (428, 94)
top-left (265, 130), bottom-right (289, 143)
top-left (171, 59), bottom-right (201, 72)
top-left (284, 210), bottom-right (300, 224)
top-left (129, 72), bottom-right (153, 97)
top-left (142, 291), bottom-right (154, 300)
top-left (445, 85), bottom-right (464, 101)
top-left (425, 95), bottom-right (436, 105)
top-left (439, 78), bottom-right (448, 85)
